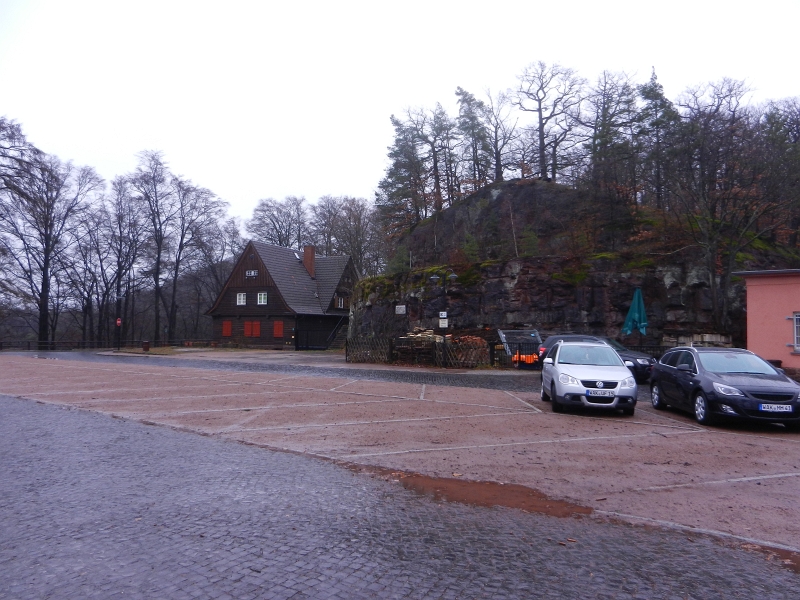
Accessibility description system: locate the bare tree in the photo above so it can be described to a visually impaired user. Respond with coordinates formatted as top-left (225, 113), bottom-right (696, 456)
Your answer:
top-left (162, 176), bottom-right (227, 341)
top-left (515, 61), bottom-right (584, 180)
top-left (483, 89), bottom-right (518, 182)
top-left (334, 197), bottom-right (374, 277)
top-left (0, 153), bottom-right (102, 346)
top-left (670, 80), bottom-right (787, 331)
top-left (130, 151), bottom-right (176, 344)
top-left (309, 195), bottom-right (344, 255)
top-left (246, 196), bottom-right (309, 249)
top-left (105, 177), bottom-right (144, 345)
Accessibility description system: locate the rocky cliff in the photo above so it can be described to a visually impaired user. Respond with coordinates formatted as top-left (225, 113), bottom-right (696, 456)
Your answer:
top-left (358, 178), bottom-right (798, 345)
top-left (352, 255), bottom-right (745, 344)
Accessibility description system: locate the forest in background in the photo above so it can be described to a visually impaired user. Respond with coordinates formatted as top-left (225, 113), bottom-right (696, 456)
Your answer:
top-left (2, 62), bottom-right (799, 346)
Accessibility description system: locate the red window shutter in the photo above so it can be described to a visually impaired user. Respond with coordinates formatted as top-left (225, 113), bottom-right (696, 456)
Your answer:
top-left (244, 321), bottom-right (252, 337)
top-left (253, 321), bottom-right (261, 337)
top-left (273, 320), bottom-right (284, 338)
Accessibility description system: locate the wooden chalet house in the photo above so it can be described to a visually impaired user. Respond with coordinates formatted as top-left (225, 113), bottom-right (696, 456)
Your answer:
top-left (206, 241), bottom-right (356, 350)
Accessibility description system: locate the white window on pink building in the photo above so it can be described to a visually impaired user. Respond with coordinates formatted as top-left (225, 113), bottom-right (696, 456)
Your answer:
top-left (794, 313), bottom-right (800, 351)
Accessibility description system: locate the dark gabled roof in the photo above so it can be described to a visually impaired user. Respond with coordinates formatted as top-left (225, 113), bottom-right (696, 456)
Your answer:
top-left (251, 241), bottom-right (350, 316)
top-left (315, 254), bottom-right (351, 311)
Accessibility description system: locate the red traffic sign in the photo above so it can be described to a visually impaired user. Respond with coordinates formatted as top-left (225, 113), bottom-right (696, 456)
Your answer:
top-left (116, 318), bottom-right (122, 327)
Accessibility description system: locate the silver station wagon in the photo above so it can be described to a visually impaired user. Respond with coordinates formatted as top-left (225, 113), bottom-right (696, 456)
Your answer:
top-left (540, 341), bottom-right (638, 415)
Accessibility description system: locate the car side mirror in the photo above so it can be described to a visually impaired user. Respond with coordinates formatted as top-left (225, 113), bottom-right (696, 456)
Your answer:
top-left (777, 367), bottom-right (785, 374)
top-left (677, 364), bottom-right (692, 372)
top-left (543, 357), bottom-right (553, 365)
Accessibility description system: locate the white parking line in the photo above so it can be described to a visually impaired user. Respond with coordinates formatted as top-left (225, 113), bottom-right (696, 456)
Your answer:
top-left (71, 390), bottom-right (300, 405)
top-left (348, 429), bottom-right (702, 458)
top-left (420, 384), bottom-right (426, 400)
top-left (21, 382), bottom-right (242, 396)
top-left (330, 380), bottom-right (357, 391)
top-left (161, 396), bottom-right (450, 415)
top-left (704, 429), bottom-right (800, 444)
top-left (504, 391), bottom-right (542, 413)
top-left (593, 510), bottom-right (800, 554)
top-left (223, 410), bottom-right (531, 433)
top-left (631, 471), bottom-right (800, 492)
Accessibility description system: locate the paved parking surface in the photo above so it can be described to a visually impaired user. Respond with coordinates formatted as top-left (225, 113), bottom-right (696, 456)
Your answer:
top-left (2, 393), bottom-right (799, 599)
top-left (1, 352), bottom-right (800, 598)
top-left (2, 353), bottom-right (798, 550)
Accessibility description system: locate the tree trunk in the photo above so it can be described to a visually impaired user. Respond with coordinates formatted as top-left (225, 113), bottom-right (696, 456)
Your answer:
top-left (38, 259), bottom-right (50, 350)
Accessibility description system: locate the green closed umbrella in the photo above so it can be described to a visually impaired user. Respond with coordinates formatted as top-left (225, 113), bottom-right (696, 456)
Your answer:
top-left (622, 288), bottom-right (648, 337)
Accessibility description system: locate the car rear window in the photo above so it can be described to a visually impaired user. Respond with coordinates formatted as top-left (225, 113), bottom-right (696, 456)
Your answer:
top-left (696, 352), bottom-right (777, 375)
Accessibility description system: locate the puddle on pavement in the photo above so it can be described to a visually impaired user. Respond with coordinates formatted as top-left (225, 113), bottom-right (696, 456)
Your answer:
top-left (735, 543), bottom-right (800, 575)
top-left (345, 464), bottom-right (592, 518)
top-left (345, 463), bottom-right (800, 574)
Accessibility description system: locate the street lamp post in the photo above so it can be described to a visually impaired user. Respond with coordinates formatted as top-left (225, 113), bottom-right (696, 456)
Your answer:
top-left (429, 268), bottom-right (458, 292)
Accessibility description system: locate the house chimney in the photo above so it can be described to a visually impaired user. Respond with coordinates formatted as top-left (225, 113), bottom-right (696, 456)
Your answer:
top-left (303, 245), bottom-right (316, 279)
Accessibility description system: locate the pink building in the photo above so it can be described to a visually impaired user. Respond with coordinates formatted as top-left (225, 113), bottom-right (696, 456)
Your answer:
top-left (736, 269), bottom-right (800, 369)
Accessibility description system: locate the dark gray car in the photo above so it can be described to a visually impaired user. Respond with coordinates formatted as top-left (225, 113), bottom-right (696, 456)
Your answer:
top-left (650, 347), bottom-right (800, 428)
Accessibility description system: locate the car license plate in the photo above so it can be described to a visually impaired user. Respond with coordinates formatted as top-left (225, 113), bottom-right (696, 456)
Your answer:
top-left (759, 404), bottom-right (793, 412)
top-left (586, 390), bottom-right (615, 397)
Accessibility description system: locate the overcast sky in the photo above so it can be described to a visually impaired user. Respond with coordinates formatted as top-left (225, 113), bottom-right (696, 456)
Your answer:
top-left (1, 0), bottom-right (798, 222)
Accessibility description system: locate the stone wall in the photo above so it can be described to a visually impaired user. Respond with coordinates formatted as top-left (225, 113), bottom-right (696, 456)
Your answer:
top-left (351, 256), bottom-right (746, 345)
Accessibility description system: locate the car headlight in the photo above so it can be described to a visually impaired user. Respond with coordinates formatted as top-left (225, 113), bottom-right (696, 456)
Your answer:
top-left (559, 373), bottom-right (580, 386)
top-left (713, 382), bottom-right (744, 396)
top-left (621, 376), bottom-right (636, 389)
top-left (636, 358), bottom-right (650, 365)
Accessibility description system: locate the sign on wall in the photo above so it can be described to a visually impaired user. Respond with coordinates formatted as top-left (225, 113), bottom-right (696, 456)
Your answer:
top-left (395, 305), bottom-right (406, 315)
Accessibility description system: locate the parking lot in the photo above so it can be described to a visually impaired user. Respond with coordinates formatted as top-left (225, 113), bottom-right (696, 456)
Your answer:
top-left (1, 351), bottom-right (798, 558)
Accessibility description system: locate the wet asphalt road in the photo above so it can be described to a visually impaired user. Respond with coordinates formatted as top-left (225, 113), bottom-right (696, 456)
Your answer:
top-left (2, 354), bottom-right (800, 598)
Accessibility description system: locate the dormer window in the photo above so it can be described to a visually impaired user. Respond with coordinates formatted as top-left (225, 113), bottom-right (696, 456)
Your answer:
top-left (245, 269), bottom-right (258, 277)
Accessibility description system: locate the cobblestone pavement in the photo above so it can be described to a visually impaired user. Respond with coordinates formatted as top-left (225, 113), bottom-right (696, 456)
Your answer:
top-left (2, 395), bottom-right (799, 599)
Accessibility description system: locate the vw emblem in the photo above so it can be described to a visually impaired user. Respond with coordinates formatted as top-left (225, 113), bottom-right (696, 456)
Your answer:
top-left (596, 381), bottom-right (604, 388)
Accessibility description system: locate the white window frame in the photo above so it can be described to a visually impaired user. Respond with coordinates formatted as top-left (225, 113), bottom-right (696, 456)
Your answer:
top-left (236, 292), bottom-right (247, 306)
top-left (794, 313), bottom-right (800, 352)
top-left (257, 292), bottom-right (268, 305)
top-left (245, 269), bottom-right (258, 277)
top-left (337, 296), bottom-right (345, 309)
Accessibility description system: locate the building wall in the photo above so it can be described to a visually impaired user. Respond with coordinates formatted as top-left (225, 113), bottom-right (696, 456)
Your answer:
top-left (210, 248), bottom-right (294, 318)
top-left (744, 274), bottom-right (800, 368)
top-left (295, 315), bottom-right (348, 349)
top-left (212, 315), bottom-right (297, 349)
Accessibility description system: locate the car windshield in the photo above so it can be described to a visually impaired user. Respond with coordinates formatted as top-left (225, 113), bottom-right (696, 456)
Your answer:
top-left (558, 345), bottom-right (624, 366)
top-left (696, 352), bottom-right (777, 375)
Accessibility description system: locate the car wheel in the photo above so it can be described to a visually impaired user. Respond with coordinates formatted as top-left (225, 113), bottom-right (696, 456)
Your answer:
top-left (621, 407), bottom-right (635, 416)
top-left (551, 384), bottom-right (564, 413)
top-left (540, 382), bottom-right (550, 402)
top-left (650, 384), bottom-right (667, 410)
top-left (693, 392), bottom-right (716, 425)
